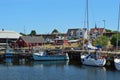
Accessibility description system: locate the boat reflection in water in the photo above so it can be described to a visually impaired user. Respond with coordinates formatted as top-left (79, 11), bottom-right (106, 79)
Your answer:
top-left (80, 66), bottom-right (107, 80)
top-left (4, 58), bottom-right (29, 66)
top-left (5, 58), bottom-right (13, 66)
top-left (31, 60), bottom-right (69, 68)
top-left (4, 58), bottom-right (69, 67)
top-left (1, 59), bottom-right (120, 80)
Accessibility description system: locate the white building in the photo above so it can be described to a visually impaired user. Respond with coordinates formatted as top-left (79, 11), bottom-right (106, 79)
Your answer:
top-left (76, 28), bottom-right (88, 39)
top-left (0, 29), bottom-right (21, 45)
top-left (67, 28), bottom-right (87, 39)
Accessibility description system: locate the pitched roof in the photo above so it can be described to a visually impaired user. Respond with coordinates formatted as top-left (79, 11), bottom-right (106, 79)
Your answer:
top-left (67, 28), bottom-right (79, 35)
top-left (90, 28), bottom-right (105, 34)
top-left (20, 36), bottom-right (45, 43)
top-left (67, 28), bottom-right (87, 36)
top-left (0, 30), bottom-right (21, 39)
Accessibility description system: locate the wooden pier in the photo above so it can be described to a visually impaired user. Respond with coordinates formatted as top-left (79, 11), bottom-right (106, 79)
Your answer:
top-left (64, 49), bottom-right (120, 54)
top-left (0, 49), bottom-right (119, 68)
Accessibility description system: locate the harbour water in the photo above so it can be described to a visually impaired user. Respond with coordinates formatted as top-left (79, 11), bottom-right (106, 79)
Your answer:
top-left (0, 59), bottom-right (119, 80)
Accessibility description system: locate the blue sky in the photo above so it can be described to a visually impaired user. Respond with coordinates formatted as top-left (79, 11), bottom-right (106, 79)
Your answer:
top-left (0, 0), bottom-right (119, 34)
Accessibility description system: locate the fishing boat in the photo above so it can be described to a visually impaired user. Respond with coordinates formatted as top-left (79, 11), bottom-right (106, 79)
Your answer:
top-left (32, 50), bottom-right (69, 61)
top-left (114, 3), bottom-right (120, 71)
top-left (81, 0), bottom-right (106, 67)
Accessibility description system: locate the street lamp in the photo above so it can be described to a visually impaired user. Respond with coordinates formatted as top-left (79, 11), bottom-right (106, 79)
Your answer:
top-left (103, 20), bottom-right (106, 36)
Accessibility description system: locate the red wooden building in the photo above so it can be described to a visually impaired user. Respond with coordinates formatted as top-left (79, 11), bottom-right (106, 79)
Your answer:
top-left (16, 36), bottom-right (45, 47)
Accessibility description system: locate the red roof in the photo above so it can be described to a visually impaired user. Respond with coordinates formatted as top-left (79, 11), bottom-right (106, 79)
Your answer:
top-left (90, 28), bottom-right (105, 34)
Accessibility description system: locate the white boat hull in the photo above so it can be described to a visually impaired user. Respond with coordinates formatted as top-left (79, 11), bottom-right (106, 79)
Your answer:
top-left (114, 58), bottom-right (120, 70)
top-left (81, 55), bottom-right (106, 67)
top-left (33, 53), bottom-right (69, 61)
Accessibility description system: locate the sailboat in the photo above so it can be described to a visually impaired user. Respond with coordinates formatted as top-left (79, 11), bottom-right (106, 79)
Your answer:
top-left (81, 44), bottom-right (106, 67)
top-left (114, 3), bottom-right (120, 71)
top-left (81, 0), bottom-right (106, 67)
top-left (114, 58), bottom-right (120, 70)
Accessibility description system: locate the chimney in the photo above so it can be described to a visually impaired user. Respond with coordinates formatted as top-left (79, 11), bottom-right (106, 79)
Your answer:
top-left (2, 29), bottom-right (4, 31)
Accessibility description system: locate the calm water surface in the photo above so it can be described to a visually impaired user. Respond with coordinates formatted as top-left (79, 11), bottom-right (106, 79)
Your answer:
top-left (0, 59), bottom-right (119, 80)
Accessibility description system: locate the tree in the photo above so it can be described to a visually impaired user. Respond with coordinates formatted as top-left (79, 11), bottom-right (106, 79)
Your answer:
top-left (94, 35), bottom-right (109, 48)
top-left (20, 32), bottom-right (26, 36)
top-left (110, 34), bottom-right (120, 47)
top-left (30, 30), bottom-right (36, 36)
top-left (51, 29), bottom-right (59, 34)
top-left (105, 29), bottom-right (112, 32)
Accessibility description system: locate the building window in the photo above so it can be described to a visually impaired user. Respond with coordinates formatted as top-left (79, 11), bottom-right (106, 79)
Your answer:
top-left (80, 32), bottom-right (82, 35)
top-left (70, 31), bottom-right (74, 36)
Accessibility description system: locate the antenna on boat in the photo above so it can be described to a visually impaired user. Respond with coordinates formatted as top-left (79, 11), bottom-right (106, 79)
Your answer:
top-left (116, 3), bottom-right (120, 52)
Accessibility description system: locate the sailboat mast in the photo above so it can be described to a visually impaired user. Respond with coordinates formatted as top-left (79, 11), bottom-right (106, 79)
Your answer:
top-left (86, 0), bottom-right (90, 42)
top-left (83, 0), bottom-right (89, 50)
top-left (86, 0), bottom-right (89, 32)
top-left (116, 3), bottom-right (120, 51)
